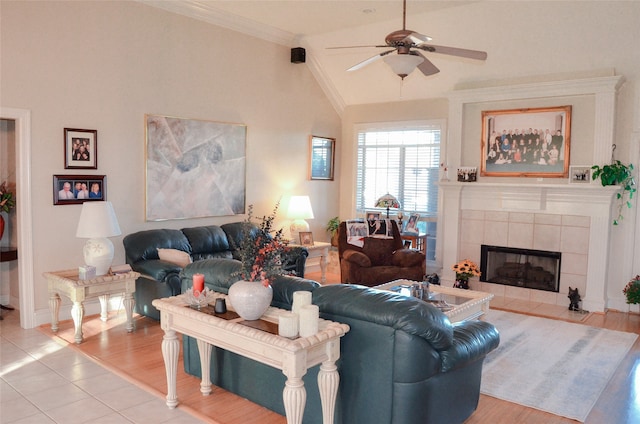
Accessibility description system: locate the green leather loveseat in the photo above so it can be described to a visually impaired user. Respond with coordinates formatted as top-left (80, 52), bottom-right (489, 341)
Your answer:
top-left (180, 262), bottom-right (500, 424)
top-left (122, 222), bottom-right (308, 320)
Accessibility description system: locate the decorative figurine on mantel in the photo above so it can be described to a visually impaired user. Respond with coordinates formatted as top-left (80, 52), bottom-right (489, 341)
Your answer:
top-left (568, 287), bottom-right (582, 311)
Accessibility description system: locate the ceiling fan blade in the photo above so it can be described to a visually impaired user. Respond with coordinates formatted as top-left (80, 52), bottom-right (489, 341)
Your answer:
top-left (347, 49), bottom-right (396, 72)
top-left (327, 45), bottom-right (389, 50)
top-left (405, 32), bottom-right (432, 45)
top-left (416, 44), bottom-right (487, 60)
top-left (414, 51), bottom-right (440, 76)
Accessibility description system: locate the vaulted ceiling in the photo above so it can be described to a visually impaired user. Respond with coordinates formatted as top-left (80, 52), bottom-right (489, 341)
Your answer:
top-left (140, 1), bottom-right (489, 111)
top-left (139, 1), bottom-right (639, 115)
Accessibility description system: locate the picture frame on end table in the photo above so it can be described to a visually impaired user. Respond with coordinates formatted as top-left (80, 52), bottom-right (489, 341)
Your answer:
top-left (64, 128), bottom-right (97, 169)
top-left (53, 174), bottom-right (105, 205)
top-left (481, 105), bottom-right (571, 178)
top-left (299, 231), bottom-right (314, 246)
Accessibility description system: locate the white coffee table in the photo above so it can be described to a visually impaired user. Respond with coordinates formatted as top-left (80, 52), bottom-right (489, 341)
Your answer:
top-left (373, 279), bottom-right (494, 322)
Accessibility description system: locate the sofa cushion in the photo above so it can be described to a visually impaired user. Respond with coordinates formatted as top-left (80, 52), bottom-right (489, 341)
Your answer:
top-left (123, 229), bottom-right (191, 264)
top-left (157, 248), bottom-right (192, 267)
top-left (181, 226), bottom-right (233, 261)
top-left (181, 258), bottom-right (243, 293)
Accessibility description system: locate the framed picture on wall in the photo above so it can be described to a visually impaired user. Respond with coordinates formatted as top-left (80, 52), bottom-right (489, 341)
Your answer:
top-left (309, 135), bottom-right (335, 180)
top-left (64, 128), bottom-right (97, 169)
top-left (480, 105), bottom-right (571, 178)
top-left (53, 174), bottom-right (105, 205)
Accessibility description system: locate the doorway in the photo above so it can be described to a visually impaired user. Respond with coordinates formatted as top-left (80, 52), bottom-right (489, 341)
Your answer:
top-left (1, 108), bottom-right (35, 328)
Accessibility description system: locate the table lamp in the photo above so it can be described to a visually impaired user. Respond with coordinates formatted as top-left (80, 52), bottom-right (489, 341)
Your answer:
top-left (287, 195), bottom-right (314, 243)
top-left (76, 201), bottom-right (121, 276)
top-left (375, 194), bottom-right (401, 218)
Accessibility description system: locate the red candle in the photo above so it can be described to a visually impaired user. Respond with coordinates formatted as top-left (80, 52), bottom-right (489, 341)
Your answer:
top-left (193, 273), bottom-right (205, 294)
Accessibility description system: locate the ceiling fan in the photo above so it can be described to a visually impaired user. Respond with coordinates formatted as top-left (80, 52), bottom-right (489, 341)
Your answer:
top-left (331, 0), bottom-right (487, 79)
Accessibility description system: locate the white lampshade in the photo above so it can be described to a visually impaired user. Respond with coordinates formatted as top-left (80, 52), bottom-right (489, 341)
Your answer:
top-left (76, 201), bottom-right (121, 276)
top-left (287, 196), bottom-right (314, 242)
top-left (383, 54), bottom-right (424, 79)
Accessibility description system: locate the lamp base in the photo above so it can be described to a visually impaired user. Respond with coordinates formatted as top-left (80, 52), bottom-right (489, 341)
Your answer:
top-left (290, 219), bottom-right (310, 244)
top-left (83, 237), bottom-right (114, 276)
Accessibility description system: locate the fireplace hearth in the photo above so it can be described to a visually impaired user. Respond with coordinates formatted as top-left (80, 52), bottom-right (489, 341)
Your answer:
top-left (480, 245), bottom-right (561, 292)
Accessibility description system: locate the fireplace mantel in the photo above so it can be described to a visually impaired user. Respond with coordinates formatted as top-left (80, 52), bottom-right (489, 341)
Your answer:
top-left (439, 181), bottom-right (618, 312)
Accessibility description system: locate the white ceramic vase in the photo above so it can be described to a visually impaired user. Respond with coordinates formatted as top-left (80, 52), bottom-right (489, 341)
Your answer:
top-left (228, 280), bottom-right (273, 320)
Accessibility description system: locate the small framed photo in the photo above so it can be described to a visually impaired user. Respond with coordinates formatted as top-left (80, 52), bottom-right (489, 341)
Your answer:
top-left (569, 165), bottom-right (592, 184)
top-left (53, 174), bottom-right (105, 205)
top-left (366, 212), bottom-right (381, 221)
top-left (64, 128), bottom-right (97, 169)
top-left (299, 231), bottom-right (314, 246)
top-left (457, 167), bottom-right (478, 182)
top-left (404, 213), bottom-right (420, 234)
top-left (309, 135), bottom-right (335, 180)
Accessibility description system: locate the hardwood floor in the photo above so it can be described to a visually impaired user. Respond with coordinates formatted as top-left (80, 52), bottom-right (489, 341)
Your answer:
top-left (40, 275), bottom-right (640, 424)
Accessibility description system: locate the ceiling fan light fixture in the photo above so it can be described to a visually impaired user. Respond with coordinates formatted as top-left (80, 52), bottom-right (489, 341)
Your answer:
top-left (383, 54), bottom-right (424, 79)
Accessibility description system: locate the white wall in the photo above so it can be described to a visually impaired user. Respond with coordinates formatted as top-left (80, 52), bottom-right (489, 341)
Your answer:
top-left (0, 1), bottom-right (341, 320)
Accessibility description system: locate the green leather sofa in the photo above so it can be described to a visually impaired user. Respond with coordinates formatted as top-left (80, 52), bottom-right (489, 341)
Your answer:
top-left (180, 262), bottom-right (500, 424)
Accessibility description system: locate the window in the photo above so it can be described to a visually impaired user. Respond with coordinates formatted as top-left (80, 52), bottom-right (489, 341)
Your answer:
top-left (355, 121), bottom-right (442, 260)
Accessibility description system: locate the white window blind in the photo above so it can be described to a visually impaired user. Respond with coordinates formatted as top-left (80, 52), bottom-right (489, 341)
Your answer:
top-left (355, 122), bottom-right (441, 216)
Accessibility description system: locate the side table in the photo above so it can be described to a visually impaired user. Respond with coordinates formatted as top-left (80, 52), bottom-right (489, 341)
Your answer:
top-left (0, 246), bottom-right (18, 320)
top-left (400, 233), bottom-right (428, 254)
top-left (291, 241), bottom-right (330, 283)
top-left (153, 293), bottom-right (350, 424)
top-left (43, 269), bottom-right (139, 343)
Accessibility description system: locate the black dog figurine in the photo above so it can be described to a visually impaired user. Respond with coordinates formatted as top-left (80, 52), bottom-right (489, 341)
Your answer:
top-left (568, 287), bottom-right (581, 311)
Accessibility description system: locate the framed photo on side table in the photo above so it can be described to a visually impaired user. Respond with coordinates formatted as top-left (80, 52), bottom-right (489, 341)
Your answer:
top-left (481, 105), bottom-right (571, 178)
top-left (64, 128), bottom-right (97, 169)
top-left (299, 231), bottom-right (314, 246)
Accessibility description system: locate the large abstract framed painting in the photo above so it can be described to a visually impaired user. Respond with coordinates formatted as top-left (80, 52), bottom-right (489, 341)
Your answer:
top-left (481, 106), bottom-right (571, 178)
top-left (145, 115), bottom-right (246, 221)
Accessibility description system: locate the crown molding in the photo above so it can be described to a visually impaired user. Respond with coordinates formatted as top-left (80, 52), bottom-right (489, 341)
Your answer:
top-left (138, 0), bottom-right (296, 46)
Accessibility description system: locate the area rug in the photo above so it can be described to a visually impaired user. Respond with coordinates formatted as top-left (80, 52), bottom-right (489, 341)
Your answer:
top-left (481, 309), bottom-right (638, 422)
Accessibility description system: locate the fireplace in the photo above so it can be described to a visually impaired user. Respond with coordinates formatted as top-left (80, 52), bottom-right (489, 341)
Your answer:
top-left (480, 245), bottom-right (561, 293)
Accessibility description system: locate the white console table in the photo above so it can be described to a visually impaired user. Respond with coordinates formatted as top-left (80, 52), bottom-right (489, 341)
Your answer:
top-left (152, 293), bottom-right (350, 424)
top-left (44, 269), bottom-right (139, 343)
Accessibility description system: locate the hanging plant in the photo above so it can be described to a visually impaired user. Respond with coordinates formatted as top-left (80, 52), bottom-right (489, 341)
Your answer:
top-left (591, 160), bottom-right (636, 225)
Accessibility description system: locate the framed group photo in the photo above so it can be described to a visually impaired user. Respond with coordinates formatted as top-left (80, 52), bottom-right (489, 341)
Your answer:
top-left (53, 175), bottom-right (105, 205)
top-left (64, 128), bottom-right (97, 169)
top-left (481, 106), bottom-right (571, 178)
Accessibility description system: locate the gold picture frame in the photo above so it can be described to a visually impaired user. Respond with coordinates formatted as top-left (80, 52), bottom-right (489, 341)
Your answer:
top-left (481, 106), bottom-right (571, 178)
top-left (309, 135), bottom-right (335, 180)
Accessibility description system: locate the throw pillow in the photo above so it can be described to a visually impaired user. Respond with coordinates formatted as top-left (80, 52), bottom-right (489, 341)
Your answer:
top-left (157, 248), bottom-right (192, 267)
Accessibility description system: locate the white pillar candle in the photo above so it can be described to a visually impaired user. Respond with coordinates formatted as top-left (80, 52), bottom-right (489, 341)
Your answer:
top-left (299, 304), bottom-right (319, 337)
top-left (292, 291), bottom-right (312, 315)
top-left (278, 312), bottom-right (299, 338)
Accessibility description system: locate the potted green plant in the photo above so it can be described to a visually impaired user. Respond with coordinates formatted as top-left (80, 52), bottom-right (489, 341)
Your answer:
top-left (591, 160), bottom-right (636, 225)
top-left (326, 216), bottom-right (340, 247)
top-left (623, 275), bottom-right (640, 305)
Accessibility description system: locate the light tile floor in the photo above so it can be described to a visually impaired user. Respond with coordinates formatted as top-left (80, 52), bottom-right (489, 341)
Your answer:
top-left (0, 310), bottom-right (203, 424)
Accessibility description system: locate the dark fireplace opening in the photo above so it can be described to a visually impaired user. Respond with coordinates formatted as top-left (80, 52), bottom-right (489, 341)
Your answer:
top-left (480, 245), bottom-right (561, 293)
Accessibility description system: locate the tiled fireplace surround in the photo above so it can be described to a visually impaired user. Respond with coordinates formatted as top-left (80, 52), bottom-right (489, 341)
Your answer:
top-left (439, 182), bottom-right (618, 313)
top-left (438, 74), bottom-right (631, 313)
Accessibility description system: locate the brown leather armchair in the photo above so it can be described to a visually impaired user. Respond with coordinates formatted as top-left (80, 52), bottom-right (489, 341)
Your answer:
top-left (338, 220), bottom-right (426, 286)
